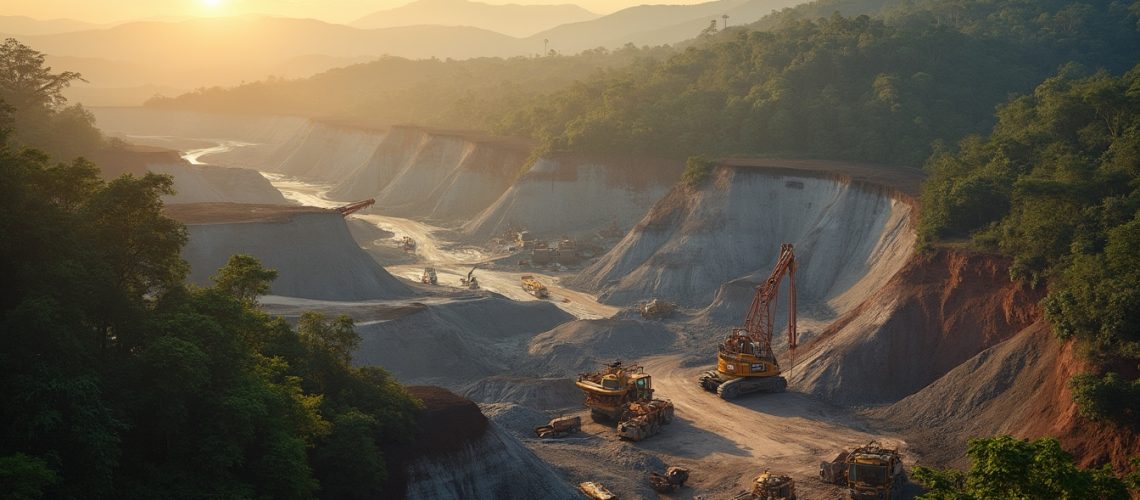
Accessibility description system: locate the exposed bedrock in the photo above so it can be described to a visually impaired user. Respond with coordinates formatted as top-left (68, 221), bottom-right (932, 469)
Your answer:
top-left (571, 166), bottom-right (916, 321)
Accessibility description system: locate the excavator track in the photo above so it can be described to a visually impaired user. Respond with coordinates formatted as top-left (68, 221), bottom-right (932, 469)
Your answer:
top-left (715, 376), bottom-right (787, 400)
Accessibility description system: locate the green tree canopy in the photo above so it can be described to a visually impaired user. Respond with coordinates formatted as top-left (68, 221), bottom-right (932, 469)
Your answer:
top-left (914, 436), bottom-right (1131, 499)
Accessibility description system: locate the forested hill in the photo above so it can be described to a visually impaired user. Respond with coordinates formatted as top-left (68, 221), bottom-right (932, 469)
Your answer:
top-left (145, 45), bottom-right (674, 133)
top-left (498, 0), bottom-right (1140, 166)
top-left (148, 0), bottom-right (1140, 168)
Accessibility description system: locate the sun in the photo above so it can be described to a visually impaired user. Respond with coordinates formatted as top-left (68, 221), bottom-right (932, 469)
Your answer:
top-left (201, 0), bottom-right (224, 8)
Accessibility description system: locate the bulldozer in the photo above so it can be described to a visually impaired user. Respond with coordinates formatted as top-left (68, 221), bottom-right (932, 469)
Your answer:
top-left (576, 360), bottom-right (655, 421)
top-left (698, 243), bottom-right (798, 399)
top-left (820, 441), bottom-right (905, 499)
top-left (521, 274), bottom-right (549, 298)
top-left (733, 470), bottom-right (796, 499)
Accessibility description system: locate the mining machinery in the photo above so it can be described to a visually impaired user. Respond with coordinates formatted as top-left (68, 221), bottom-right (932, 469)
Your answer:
top-left (521, 275), bottom-right (549, 298)
top-left (820, 441), bottom-right (906, 499)
top-left (733, 470), bottom-right (797, 500)
top-left (576, 360), bottom-right (674, 439)
top-left (459, 266), bottom-right (479, 289)
top-left (699, 243), bottom-right (797, 399)
top-left (420, 267), bottom-right (437, 285)
top-left (333, 198), bottom-right (375, 216)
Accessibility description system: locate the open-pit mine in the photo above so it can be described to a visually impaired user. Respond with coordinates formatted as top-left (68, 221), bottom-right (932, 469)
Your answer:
top-left (90, 107), bottom-right (1137, 499)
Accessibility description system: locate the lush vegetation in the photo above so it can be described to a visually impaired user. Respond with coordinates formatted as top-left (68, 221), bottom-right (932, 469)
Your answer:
top-left (0, 38), bottom-right (106, 160)
top-left (0, 44), bottom-right (420, 499)
top-left (145, 45), bottom-right (674, 132)
top-left (913, 436), bottom-right (1136, 499)
top-left (919, 64), bottom-right (1140, 425)
top-left (498, 1), bottom-right (1139, 166)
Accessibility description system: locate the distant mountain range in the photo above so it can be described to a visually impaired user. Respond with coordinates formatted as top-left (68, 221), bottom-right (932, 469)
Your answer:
top-left (528, 0), bottom-right (804, 52)
top-left (4, 0), bottom-right (811, 105)
top-left (0, 15), bottom-right (104, 35)
top-left (351, 0), bottom-right (599, 38)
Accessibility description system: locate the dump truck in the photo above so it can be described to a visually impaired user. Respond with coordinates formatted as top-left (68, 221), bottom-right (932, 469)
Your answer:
top-left (521, 275), bottom-right (549, 298)
top-left (733, 470), bottom-right (796, 499)
top-left (575, 360), bottom-right (657, 421)
top-left (640, 298), bottom-right (676, 320)
top-left (649, 467), bottom-right (690, 493)
top-left (616, 399), bottom-right (674, 441)
top-left (420, 267), bottom-right (437, 285)
top-left (820, 441), bottom-right (905, 499)
top-left (401, 236), bottom-right (416, 252)
top-left (534, 415), bottom-right (581, 439)
top-left (699, 243), bottom-right (797, 399)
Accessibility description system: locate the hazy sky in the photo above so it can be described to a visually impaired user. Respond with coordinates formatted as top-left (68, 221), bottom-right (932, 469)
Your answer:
top-left (5, 0), bottom-right (709, 24)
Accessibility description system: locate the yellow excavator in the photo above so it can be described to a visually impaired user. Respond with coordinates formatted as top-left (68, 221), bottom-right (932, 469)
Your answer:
top-left (699, 243), bottom-right (798, 399)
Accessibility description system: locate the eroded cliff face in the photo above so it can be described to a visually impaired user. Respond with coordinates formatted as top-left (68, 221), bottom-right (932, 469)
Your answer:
top-left (389, 387), bottom-right (576, 500)
top-left (791, 250), bottom-right (1042, 405)
top-left (461, 154), bottom-right (685, 241)
top-left (572, 166), bottom-right (915, 318)
top-left (327, 127), bottom-right (533, 224)
top-left (801, 250), bottom-right (1140, 470)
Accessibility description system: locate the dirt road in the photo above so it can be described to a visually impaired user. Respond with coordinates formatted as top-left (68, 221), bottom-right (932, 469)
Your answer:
top-left (629, 354), bottom-right (912, 496)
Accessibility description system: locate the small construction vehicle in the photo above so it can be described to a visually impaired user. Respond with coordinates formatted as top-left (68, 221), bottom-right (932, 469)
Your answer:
top-left (576, 360), bottom-right (656, 421)
top-left (617, 399), bottom-right (674, 441)
top-left (820, 441), bottom-right (905, 499)
top-left (733, 470), bottom-right (796, 499)
top-left (534, 415), bottom-right (581, 439)
top-left (521, 275), bottom-right (549, 298)
top-left (649, 467), bottom-right (690, 493)
top-left (420, 267), bottom-right (437, 285)
top-left (578, 482), bottom-right (616, 500)
top-left (459, 266), bottom-right (479, 289)
top-left (401, 236), bottom-right (416, 252)
top-left (640, 298), bottom-right (676, 320)
top-left (699, 243), bottom-right (797, 399)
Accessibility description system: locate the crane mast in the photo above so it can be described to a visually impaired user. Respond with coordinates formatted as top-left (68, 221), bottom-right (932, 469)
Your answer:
top-left (698, 243), bottom-right (798, 399)
top-left (739, 243), bottom-right (797, 358)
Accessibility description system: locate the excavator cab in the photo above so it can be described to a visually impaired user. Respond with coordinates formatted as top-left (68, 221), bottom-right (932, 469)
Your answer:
top-left (601, 375), bottom-right (621, 390)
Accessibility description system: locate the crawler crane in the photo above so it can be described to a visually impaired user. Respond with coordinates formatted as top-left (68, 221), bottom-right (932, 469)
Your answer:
top-left (698, 243), bottom-right (797, 399)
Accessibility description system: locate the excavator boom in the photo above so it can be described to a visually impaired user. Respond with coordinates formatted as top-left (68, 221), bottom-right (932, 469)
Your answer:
top-left (742, 243), bottom-right (797, 354)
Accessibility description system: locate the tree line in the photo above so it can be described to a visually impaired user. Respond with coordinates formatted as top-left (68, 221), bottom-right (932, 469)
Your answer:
top-left (0, 39), bottom-right (420, 499)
